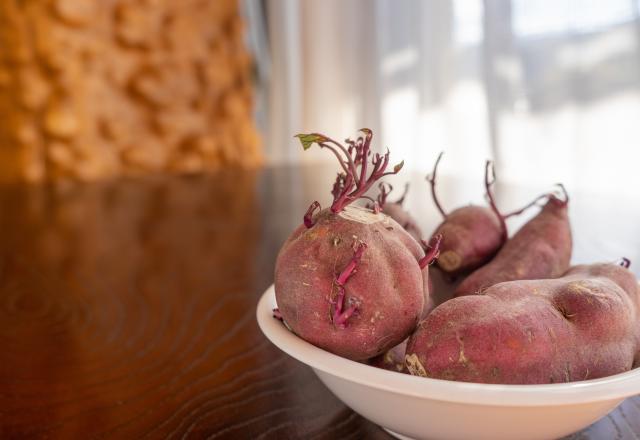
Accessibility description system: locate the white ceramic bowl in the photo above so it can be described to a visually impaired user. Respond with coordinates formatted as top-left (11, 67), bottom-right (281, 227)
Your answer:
top-left (257, 285), bottom-right (640, 440)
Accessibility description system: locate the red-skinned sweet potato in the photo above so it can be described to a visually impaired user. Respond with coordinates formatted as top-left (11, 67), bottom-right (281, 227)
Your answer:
top-left (433, 204), bottom-right (502, 276)
top-left (429, 154), bottom-right (541, 277)
top-left (374, 183), bottom-right (423, 243)
top-left (367, 181), bottom-right (438, 316)
top-left (454, 185), bottom-right (572, 297)
top-left (274, 129), bottom-right (440, 361)
top-left (406, 260), bottom-right (640, 384)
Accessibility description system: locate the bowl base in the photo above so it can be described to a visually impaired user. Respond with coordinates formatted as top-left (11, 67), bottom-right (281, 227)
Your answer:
top-left (383, 428), bottom-right (416, 440)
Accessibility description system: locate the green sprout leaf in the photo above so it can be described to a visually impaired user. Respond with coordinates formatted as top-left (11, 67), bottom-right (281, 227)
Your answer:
top-left (393, 160), bottom-right (404, 173)
top-left (295, 133), bottom-right (327, 150)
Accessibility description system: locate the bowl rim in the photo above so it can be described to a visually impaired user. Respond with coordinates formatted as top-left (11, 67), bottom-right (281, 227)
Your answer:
top-left (257, 284), bottom-right (640, 407)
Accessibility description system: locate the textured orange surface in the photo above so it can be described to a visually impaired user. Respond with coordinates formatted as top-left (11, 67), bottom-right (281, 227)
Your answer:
top-left (0, 0), bottom-right (261, 182)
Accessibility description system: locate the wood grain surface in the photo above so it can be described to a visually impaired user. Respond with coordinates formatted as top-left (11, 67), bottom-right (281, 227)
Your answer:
top-left (0, 165), bottom-right (638, 439)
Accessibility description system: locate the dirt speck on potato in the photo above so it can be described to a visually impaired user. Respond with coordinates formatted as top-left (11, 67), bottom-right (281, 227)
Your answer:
top-left (405, 353), bottom-right (428, 377)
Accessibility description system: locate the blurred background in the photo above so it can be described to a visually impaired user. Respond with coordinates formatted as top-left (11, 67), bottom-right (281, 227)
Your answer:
top-left (3, 2), bottom-right (640, 436)
top-left (2, 0), bottom-right (639, 196)
top-left (248, 0), bottom-right (640, 198)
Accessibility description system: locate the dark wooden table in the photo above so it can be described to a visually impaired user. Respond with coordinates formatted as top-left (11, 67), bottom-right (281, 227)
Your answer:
top-left (1, 165), bottom-right (639, 439)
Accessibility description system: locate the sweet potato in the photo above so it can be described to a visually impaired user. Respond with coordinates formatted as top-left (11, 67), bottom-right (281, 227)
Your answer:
top-left (405, 260), bottom-right (640, 384)
top-left (429, 154), bottom-right (540, 277)
top-left (454, 185), bottom-right (572, 297)
top-left (368, 339), bottom-right (409, 373)
top-left (274, 129), bottom-right (440, 361)
top-left (374, 183), bottom-right (423, 243)
top-left (366, 181), bottom-right (438, 316)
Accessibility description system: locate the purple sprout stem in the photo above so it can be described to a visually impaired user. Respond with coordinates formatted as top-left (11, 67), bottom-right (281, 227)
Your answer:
top-left (620, 257), bottom-right (631, 268)
top-left (336, 242), bottom-right (367, 286)
top-left (360, 195), bottom-right (378, 205)
top-left (331, 242), bottom-right (367, 328)
top-left (503, 193), bottom-right (549, 219)
top-left (394, 183), bottom-right (410, 206)
top-left (426, 152), bottom-right (447, 218)
top-left (318, 142), bottom-right (351, 175)
top-left (552, 183), bottom-right (570, 205)
top-left (504, 183), bottom-right (569, 219)
top-left (331, 173), bottom-right (356, 212)
top-left (357, 130), bottom-right (373, 188)
top-left (375, 182), bottom-right (392, 208)
top-left (331, 173), bottom-right (346, 201)
top-left (297, 129), bottom-right (403, 214)
top-left (419, 234), bottom-right (442, 269)
top-left (332, 286), bottom-right (357, 329)
top-left (304, 201), bottom-right (321, 228)
top-left (319, 137), bottom-right (358, 178)
top-left (503, 182), bottom-right (569, 222)
top-left (484, 160), bottom-right (508, 242)
top-left (331, 149), bottom-right (396, 212)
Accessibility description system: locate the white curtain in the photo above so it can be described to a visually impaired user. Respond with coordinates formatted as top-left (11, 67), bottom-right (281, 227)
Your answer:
top-left (255, 0), bottom-right (640, 200)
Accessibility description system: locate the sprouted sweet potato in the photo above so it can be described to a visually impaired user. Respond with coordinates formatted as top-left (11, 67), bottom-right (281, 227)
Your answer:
top-left (274, 129), bottom-right (440, 361)
top-left (366, 181), bottom-right (437, 315)
top-left (454, 185), bottom-right (572, 297)
top-left (429, 153), bottom-right (542, 277)
top-left (405, 260), bottom-right (640, 384)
